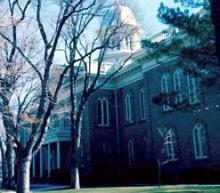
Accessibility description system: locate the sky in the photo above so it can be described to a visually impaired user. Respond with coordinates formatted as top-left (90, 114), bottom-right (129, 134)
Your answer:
top-left (126, 0), bottom-right (176, 38)
top-left (53, 0), bottom-right (177, 64)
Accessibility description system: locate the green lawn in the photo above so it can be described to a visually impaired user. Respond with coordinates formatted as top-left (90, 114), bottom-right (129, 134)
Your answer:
top-left (39, 185), bottom-right (220, 193)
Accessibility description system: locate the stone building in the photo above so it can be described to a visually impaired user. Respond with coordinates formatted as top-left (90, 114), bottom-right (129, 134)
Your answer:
top-left (31, 2), bottom-right (220, 185)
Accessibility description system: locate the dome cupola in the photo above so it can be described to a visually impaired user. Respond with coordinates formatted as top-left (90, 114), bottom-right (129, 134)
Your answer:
top-left (99, 1), bottom-right (142, 73)
top-left (101, 3), bottom-right (138, 29)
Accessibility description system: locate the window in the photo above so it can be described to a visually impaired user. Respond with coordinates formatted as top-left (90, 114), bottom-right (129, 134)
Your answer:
top-left (187, 70), bottom-right (199, 104)
top-left (128, 139), bottom-right (135, 165)
top-left (116, 42), bottom-right (120, 50)
top-left (125, 36), bottom-right (130, 49)
top-left (125, 94), bottom-right (133, 123)
top-left (139, 89), bottom-right (146, 120)
top-left (173, 68), bottom-right (184, 104)
top-left (63, 117), bottom-right (70, 127)
top-left (97, 98), bottom-right (109, 126)
top-left (99, 142), bottom-right (111, 165)
top-left (161, 73), bottom-right (172, 111)
top-left (53, 115), bottom-right (59, 127)
top-left (111, 38), bottom-right (120, 50)
top-left (63, 114), bottom-right (70, 128)
top-left (193, 123), bottom-right (208, 160)
top-left (143, 137), bottom-right (148, 159)
top-left (125, 36), bottom-right (132, 50)
top-left (97, 99), bottom-right (102, 124)
top-left (99, 142), bottom-right (105, 161)
top-left (102, 99), bottom-right (108, 125)
top-left (164, 128), bottom-right (178, 161)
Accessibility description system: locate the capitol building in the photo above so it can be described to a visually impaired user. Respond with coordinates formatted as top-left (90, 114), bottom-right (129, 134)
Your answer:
top-left (30, 2), bottom-right (220, 185)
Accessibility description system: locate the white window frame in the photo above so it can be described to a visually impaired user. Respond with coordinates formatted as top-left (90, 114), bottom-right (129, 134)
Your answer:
top-left (139, 89), bottom-right (146, 120)
top-left (187, 71), bottom-right (199, 104)
top-left (164, 128), bottom-right (178, 162)
top-left (128, 139), bottom-right (135, 165)
top-left (173, 68), bottom-right (183, 104)
top-left (193, 123), bottom-right (208, 160)
top-left (125, 94), bottom-right (133, 123)
top-left (125, 35), bottom-right (132, 50)
top-left (97, 97), bottom-right (109, 126)
top-left (161, 73), bottom-right (172, 111)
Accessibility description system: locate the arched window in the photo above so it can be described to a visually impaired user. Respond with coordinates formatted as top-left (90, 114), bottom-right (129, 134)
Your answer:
top-left (161, 73), bottom-right (172, 111)
top-left (97, 99), bottom-right (102, 125)
top-left (125, 36), bottom-right (132, 50)
top-left (193, 123), bottom-right (208, 160)
top-left (128, 139), bottom-right (135, 165)
top-left (139, 89), bottom-right (146, 120)
top-left (125, 94), bottom-right (133, 123)
top-left (164, 128), bottom-right (178, 161)
top-left (116, 43), bottom-right (120, 50)
top-left (143, 137), bottom-right (148, 159)
top-left (99, 142), bottom-right (106, 161)
top-left (187, 68), bottom-right (199, 104)
top-left (173, 68), bottom-right (184, 104)
top-left (102, 98), bottom-right (108, 125)
top-left (97, 98), bottom-right (109, 126)
top-left (99, 142), bottom-right (111, 165)
top-left (63, 117), bottom-right (70, 128)
top-left (125, 36), bottom-right (129, 49)
top-left (53, 114), bottom-right (59, 127)
top-left (63, 113), bottom-right (70, 128)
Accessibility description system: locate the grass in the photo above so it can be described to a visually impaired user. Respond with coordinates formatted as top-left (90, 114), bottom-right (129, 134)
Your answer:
top-left (36, 185), bottom-right (220, 193)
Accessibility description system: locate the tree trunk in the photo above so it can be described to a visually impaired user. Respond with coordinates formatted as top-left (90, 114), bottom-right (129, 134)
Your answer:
top-left (5, 141), bottom-right (15, 189)
top-left (157, 159), bottom-right (161, 188)
top-left (16, 157), bottom-right (31, 193)
top-left (1, 153), bottom-right (8, 188)
top-left (70, 137), bottom-right (80, 189)
top-left (70, 157), bottom-right (80, 189)
top-left (0, 140), bottom-right (7, 188)
top-left (69, 51), bottom-right (81, 189)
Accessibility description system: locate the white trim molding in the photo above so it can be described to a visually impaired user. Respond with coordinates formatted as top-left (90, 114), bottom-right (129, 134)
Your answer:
top-left (97, 97), bottom-right (110, 126)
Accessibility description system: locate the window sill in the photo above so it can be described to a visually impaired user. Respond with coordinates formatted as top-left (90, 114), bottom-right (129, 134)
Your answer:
top-left (195, 156), bottom-right (208, 161)
top-left (139, 117), bottom-right (146, 122)
top-left (125, 120), bottom-right (135, 126)
top-left (97, 124), bottom-right (110, 127)
top-left (162, 158), bottom-right (178, 165)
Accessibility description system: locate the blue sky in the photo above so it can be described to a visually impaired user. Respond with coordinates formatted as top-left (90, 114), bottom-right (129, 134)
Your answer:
top-left (54, 0), bottom-right (177, 64)
top-left (127, 0), bottom-right (176, 37)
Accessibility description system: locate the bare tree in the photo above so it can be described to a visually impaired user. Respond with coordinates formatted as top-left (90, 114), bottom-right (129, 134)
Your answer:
top-left (0, 0), bottom-right (106, 192)
top-left (157, 127), bottom-right (178, 187)
top-left (0, 15), bottom-right (40, 189)
top-left (61, 1), bottom-right (137, 188)
top-left (0, 0), bottom-right (135, 192)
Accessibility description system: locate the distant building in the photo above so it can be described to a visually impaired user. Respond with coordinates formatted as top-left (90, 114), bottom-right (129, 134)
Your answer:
top-left (31, 2), bottom-right (220, 185)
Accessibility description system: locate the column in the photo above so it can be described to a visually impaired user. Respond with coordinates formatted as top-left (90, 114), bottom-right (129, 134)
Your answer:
top-left (32, 155), bottom-right (36, 178)
top-left (57, 141), bottom-right (61, 169)
top-left (40, 148), bottom-right (43, 178)
top-left (48, 144), bottom-right (51, 177)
